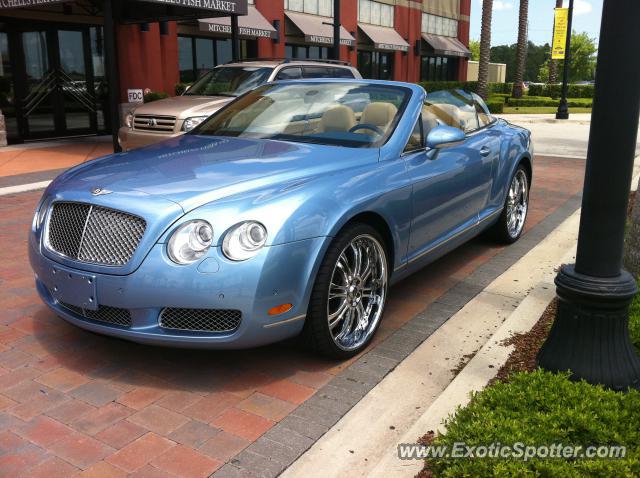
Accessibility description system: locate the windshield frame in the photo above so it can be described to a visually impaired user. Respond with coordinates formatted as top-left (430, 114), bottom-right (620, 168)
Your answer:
top-left (184, 66), bottom-right (274, 97)
top-left (189, 81), bottom-right (413, 149)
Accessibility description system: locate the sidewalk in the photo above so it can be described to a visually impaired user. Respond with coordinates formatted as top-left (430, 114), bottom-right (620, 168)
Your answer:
top-left (0, 137), bottom-right (112, 180)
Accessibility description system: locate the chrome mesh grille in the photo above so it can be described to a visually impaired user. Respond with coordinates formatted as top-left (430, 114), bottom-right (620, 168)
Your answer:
top-left (59, 301), bottom-right (132, 327)
top-left (47, 202), bottom-right (146, 266)
top-left (159, 308), bottom-right (242, 333)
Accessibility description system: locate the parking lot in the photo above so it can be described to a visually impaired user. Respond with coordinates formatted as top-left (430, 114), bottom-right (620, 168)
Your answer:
top-left (0, 149), bottom-right (586, 476)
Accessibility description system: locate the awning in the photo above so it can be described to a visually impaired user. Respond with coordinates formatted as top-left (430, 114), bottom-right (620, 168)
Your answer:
top-left (285, 11), bottom-right (355, 47)
top-left (358, 23), bottom-right (409, 52)
top-left (0, 0), bottom-right (249, 18)
top-left (199, 6), bottom-right (276, 39)
top-left (421, 34), bottom-right (471, 58)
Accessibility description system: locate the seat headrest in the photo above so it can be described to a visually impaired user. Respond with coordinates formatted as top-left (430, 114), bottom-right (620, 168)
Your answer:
top-left (361, 102), bottom-right (398, 128)
top-left (321, 105), bottom-right (356, 133)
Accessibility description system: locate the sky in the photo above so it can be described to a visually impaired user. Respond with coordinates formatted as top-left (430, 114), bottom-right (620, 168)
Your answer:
top-left (470, 0), bottom-right (603, 46)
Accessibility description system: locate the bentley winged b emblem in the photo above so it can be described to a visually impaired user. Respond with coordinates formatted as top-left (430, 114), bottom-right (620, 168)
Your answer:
top-left (91, 187), bottom-right (113, 196)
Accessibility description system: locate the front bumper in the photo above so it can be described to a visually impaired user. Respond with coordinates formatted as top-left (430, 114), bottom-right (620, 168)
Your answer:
top-left (29, 237), bottom-right (327, 349)
top-left (118, 127), bottom-right (183, 152)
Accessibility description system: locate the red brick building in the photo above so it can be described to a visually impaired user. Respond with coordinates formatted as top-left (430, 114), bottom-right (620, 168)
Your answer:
top-left (0, 0), bottom-right (470, 144)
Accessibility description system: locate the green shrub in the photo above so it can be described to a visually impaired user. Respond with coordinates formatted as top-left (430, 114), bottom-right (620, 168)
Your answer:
top-left (528, 83), bottom-right (594, 98)
top-left (425, 370), bottom-right (640, 477)
top-left (508, 97), bottom-right (592, 108)
top-left (175, 83), bottom-right (192, 96)
top-left (143, 91), bottom-right (170, 103)
top-left (485, 100), bottom-right (504, 114)
top-left (418, 81), bottom-right (513, 96)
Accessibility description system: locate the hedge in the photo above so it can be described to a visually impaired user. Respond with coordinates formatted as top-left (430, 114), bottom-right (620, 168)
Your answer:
top-left (485, 100), bottom-right (504, 114)
top-left (507, 97), bottom-right (592, 108)
top-left (418, 81), bottom-right (514, 95)
top-left (423, 370), bottom-right (640, 477)
top-left (528, 83), bottom-right (594, 98)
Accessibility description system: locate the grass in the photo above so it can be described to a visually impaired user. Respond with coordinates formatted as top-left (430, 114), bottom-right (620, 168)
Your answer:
top-left (502, 106), bottom-right (593, 114)
top-left (629, 286), bottom-right (640, 354)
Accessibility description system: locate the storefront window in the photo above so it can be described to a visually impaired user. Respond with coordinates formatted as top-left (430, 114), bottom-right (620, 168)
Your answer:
top-left (0, 32), bottom-right (16, 139)
top-left (178, 36), bottom-right (252, 83)
top-left (285, 44), bottom-right (329, 60)
top-left (421, 56), bottom-right (458, 81)
top-left (358, 0), bottom-right (394, 27)
top-left (357, 50), bottom-right (393, 80)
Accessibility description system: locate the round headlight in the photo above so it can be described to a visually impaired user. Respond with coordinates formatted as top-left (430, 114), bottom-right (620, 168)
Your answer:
top-left (167, 220), bottom-right (213, 264)
top-left (222, 221), bottom-right (268, 261)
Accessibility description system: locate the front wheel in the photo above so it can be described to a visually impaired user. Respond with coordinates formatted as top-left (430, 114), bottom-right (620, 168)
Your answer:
top-left (303, 224), bottom-right (389, 359)
top-left (491, 165), bottom-right (529, 243)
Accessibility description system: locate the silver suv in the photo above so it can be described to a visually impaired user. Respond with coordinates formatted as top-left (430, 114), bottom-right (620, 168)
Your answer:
top-left (118, 59), bottom-right (361, 151)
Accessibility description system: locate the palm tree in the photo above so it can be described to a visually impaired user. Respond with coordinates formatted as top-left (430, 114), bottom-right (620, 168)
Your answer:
top-left (511, 0), bottom-right (529, 98)
top-left (548, 0), bottom-right (563, 83)
top-left (477, 0), bottom-right (493, 100)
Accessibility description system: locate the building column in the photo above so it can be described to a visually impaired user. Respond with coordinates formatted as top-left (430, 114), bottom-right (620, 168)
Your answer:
top-left (341, 0), bottom-right (358, 65)
top-left (255, 0), bottom-right (285, 58)
top-left (458, 0), bottom-right (471, 81)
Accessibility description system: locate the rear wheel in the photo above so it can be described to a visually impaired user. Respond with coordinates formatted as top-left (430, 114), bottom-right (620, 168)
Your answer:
top-left (303, 223), bottom-right (389, 359)
top-left (491, 165), bottom-right (529, 243)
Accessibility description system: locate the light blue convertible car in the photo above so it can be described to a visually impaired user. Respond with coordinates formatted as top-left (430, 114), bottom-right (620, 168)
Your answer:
top-left (29, 79), bottom-right (532, 358)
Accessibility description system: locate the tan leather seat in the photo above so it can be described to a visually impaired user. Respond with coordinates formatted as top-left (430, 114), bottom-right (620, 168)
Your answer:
top-left (360, 102), bottom-right (398, 132)
top-left (426, 103), bottom-right (462, 129)
top-left (321, 105), bottom-right (356, 133)
top-left (422, 110), bottom-right (439, 138)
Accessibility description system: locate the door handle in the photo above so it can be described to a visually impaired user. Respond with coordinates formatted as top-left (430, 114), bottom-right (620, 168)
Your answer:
top-left (479, 146), bottom-right (491, 157)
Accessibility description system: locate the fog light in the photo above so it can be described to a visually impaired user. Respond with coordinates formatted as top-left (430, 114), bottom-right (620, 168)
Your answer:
top-left (268, 303), bottom-right (293, 316)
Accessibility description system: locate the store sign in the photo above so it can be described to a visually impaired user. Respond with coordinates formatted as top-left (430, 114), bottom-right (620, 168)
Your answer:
top-left (201, 22), bottom-right (275, 38)
top-left (0, 0), bottom-right (70, 9)
top-left (375, 42), bottom-right (409, 52)
top-left (128, 89), bottom-right (144, 103)
top-left (136, 0), bottom-right (248, 15)
top-left (552, 7), bottom-right (569, 60)
top-left (305, 35), bottom-right (355, 47)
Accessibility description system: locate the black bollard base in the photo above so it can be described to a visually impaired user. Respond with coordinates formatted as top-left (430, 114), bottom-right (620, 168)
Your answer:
top-left (537, 264), bottom-right (640, 391)
top-left (555, 100), bottom-right (569, 120)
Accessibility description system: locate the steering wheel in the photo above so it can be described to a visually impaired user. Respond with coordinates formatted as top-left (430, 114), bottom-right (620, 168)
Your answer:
top-left (349, 124), bottom-right (384, 136)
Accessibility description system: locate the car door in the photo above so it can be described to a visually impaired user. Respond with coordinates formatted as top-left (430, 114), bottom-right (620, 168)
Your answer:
top-left (405, 91), bottom-right (494, 259)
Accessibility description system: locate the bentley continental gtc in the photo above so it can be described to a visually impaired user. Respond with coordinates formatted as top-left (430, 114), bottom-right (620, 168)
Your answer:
top-left (29, 80), bottom-right (533, 358)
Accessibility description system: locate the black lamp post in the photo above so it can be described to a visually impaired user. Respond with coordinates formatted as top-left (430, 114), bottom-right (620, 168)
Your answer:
top-left (333, 0), bottom-right (341, 61)
top-left (538, 0), bottom-right (640, 390)
top-left (555, 0), bottom-right (574, 120)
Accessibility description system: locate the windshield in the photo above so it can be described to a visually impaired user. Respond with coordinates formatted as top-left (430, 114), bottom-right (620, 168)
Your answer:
top-left (193, 82), bottom-right (411, 148)
top-left (185, 66), bottom-right (273, 97)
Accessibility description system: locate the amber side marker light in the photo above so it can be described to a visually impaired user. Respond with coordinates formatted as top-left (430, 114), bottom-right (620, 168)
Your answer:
top-left (268, 303), bottom-right (293, 316)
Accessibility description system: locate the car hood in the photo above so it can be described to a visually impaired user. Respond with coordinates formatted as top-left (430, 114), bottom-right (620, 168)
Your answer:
top-left (60, 134), bottom-right (380, 213)
top-left (131, 95), bottom-right (233, 119)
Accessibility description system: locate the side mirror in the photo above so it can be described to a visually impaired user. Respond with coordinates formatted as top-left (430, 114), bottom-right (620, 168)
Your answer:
top-left (425, 125), bottom-right (465, 149)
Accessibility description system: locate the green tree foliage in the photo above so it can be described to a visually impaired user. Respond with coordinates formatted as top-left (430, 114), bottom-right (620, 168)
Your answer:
top-left (469, 39), bottom-right (480, 61)
top-left (538, 31), bottom-right (598, 82)
top-left (490, 41), bottom-right (550, 83)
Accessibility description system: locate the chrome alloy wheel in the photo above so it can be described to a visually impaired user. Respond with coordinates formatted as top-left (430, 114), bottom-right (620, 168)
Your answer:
top-left (326, 234), bottom-right (388, 351)
top-left (506, 169), bottom-right (528, 238)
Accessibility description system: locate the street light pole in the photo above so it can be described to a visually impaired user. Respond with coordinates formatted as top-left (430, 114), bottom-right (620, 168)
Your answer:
top-left (333, 0), bottom-right (341, 60)
top-left (538, 0), bottom-right (640, 390)
top-left (555, 0), bottom-right (574, 119)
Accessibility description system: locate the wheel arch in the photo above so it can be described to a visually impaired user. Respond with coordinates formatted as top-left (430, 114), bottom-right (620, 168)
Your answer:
top-left (333, 211), bottom-right (396, 272)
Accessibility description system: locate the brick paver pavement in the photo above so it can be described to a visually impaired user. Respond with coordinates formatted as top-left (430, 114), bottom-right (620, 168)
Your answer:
top-left (0, 155), bottom-right (585, 476)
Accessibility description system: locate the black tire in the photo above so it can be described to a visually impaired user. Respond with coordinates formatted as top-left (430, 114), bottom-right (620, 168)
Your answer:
top-left (490, 164), bottom-right (530, 244)
top-left (302, 223), bottom-right (389, 359)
